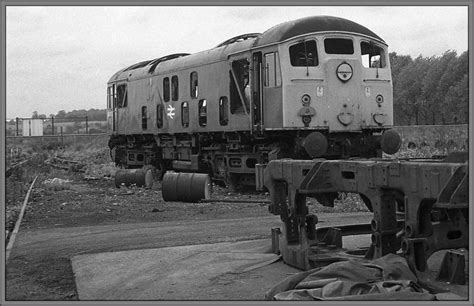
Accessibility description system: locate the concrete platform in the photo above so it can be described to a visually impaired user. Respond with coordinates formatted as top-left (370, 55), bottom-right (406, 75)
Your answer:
top-left (72, 239), bottom-right (296, 300)
top-left (71, 235), bottom-right (372, 300)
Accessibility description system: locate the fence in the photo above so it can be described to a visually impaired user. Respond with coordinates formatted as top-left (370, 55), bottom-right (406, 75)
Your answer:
top-left (6, 134), bottom-right (110, 157)
top-left (5, 117), bottom-right (108, 137)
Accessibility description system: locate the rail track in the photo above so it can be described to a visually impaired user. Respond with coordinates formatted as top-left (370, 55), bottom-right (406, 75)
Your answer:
top-left (5, 159), bottom-right (30, 178)
top-left (6, 175), bottom-right (39, 262)
top-left (6, 154), bottom-right (87, 179)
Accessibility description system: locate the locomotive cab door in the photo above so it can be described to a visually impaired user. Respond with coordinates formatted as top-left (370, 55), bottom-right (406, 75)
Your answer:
top-left (229, 55), bottom-right (252, 129)
top-left (261, 51), bottom-right (283, 129)
top-left (107, 84), bottom-right (118, 134)
top-left (252, 52), bottom-right (263, 129)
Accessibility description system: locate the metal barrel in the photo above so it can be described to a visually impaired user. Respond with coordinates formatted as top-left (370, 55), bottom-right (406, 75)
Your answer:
top-left (114, 168), bottom-right (153, 188)
top-left (162, 172), bottom-right (211, 202)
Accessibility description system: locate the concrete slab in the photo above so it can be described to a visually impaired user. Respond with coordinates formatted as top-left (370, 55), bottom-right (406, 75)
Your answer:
top-left (72, 239), bottom-right (287, 300)
top-left (72, 235), bottom-right (372, 300)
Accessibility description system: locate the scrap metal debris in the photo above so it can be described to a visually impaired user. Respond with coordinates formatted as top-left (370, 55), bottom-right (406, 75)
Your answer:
top-left (44, 155), bottom-right (86, 172)
top-left (43, 178), bottom-right (73, 190)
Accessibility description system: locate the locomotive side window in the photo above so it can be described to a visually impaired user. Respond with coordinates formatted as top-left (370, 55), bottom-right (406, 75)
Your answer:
top-left (190, 72), bottom-right (198, 98)
top-left (108, 84), bottom-right (117, 109)
top-left (324, 38), bottom-right (354, 54)
top-left (198, 99), bottom-right (207, 127)
top-left (289, 40), bottom-right (318, 67)
top-left (156, 104), bottom-right (164, 128)
top-left (219, 96), bottom-right (229, 126)
top-left (264, 52), bottom-right (282, 87)
top-left (107, 86), bottom-right (114, 109)
top-left (163, 77), bottom-right (170, 102)
top-left (171, 76), bottom-right (179, 101)
top-left (116, 84), bottom-right (128, 108)
top-left (361, 42), bottom-right (386, 68)
top-left (142, 106), bottom-right (148, 130)
top-left (182, 101), bottom-right (189, 127)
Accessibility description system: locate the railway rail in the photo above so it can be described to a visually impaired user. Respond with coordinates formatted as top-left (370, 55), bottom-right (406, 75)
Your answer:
top-left (6, 159), bottom-right (30, 178)
top-left (6, 175), bottom-right (39, 262)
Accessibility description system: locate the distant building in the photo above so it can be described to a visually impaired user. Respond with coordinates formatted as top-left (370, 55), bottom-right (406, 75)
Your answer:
top-left (22, 119), bottom-right (44, 136)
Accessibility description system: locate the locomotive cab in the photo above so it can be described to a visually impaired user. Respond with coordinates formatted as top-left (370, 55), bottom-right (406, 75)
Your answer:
top-left (249, 16), bottom-right (397, 158)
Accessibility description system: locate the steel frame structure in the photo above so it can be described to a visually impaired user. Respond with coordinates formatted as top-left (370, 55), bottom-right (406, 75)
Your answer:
top-left (262, 157), bottom-right (468, 276)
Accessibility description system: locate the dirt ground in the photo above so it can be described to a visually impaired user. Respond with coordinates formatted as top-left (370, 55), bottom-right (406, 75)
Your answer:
top-left (5, 164), bottom-right (272, 301)
top-left (6, 146), bottom-right (365, 301)
top-left (4, 144), bottom-right (470, 301)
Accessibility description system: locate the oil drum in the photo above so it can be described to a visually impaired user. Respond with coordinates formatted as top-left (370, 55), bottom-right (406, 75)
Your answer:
top-left (162, 172), bottom-right (211, 202)
top-left (114, 168), bottom-right (153, 188)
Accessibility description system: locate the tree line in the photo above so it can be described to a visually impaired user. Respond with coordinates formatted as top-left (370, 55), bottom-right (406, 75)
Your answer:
top-left (29, 108), bottom-right (107, 122)
top-left (390, 50), bottom-right (468, 126)
top-left (25, 50), bottom-right (468, 126)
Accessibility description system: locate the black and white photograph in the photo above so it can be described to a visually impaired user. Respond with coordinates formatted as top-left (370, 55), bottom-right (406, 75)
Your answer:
top-left (2, 3), bottom-right (471, 303)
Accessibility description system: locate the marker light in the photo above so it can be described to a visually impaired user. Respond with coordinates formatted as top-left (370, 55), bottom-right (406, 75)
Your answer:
top-left (301, 94), bottom-right (311, 106)
top-left (376, 94), bottom-right (384, 104)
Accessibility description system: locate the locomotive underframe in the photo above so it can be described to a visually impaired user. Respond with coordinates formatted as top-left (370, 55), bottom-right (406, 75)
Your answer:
top-left (261, 157), bottom-right (468, 280)
top-left (108, 127), bottom-right (387, 186)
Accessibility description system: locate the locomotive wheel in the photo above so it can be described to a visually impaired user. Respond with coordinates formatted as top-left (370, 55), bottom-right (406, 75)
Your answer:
top-left (110, 146), bottom-right (128, 168)
top-left (109, 146), bottom-right (116, 163)
top-left (225, 173), bottom-right (241, 192)
top-left (154, 162), bottom-right (166, 180)
top-left (143, 162), bottom-right (165, 181)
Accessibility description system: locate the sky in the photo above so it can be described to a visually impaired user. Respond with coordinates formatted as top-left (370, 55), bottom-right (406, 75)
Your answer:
top-left (5, 5), bottom-right (469, 119)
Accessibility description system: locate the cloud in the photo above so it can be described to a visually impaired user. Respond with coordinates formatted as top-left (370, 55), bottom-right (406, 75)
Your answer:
top-left (5, 6), bottom-right (468, 118)
top-left (224, 6), bottom-right (275, 22)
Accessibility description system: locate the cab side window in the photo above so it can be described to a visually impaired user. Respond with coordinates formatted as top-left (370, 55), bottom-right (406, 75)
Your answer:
top-left (361, 42), bottom-right (386, 68)
top-left (107, 86), bottom-right (114, 109)
top-left (264, 52), bottom-right (282, 87)
top-left (229, 59), bottom-right (250, 113)
top-left (289, 40), bottom-right (318, 67)
top-left (116, 84), bottom-right (128, 108)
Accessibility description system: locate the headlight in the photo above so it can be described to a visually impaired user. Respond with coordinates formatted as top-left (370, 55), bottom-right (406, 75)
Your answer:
top-left (301, 94), bottom-right (311, 106)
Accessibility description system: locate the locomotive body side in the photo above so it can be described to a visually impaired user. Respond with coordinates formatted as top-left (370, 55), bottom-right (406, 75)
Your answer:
top-left (107, 16), bottom-right (401, 186)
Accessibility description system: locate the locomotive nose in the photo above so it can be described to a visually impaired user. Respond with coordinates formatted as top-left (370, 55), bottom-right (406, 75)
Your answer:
top-left (380, 129), bottom-right (402, 154)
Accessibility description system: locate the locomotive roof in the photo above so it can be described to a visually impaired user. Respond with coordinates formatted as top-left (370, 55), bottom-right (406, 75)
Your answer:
top-left (254, 15), bottom-right (385, 46)
top-left (108, 15), bottom-right (385, 83)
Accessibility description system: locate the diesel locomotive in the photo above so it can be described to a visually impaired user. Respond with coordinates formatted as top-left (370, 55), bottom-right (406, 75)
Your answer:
top-left (107, 15), bottom-right (401, 187)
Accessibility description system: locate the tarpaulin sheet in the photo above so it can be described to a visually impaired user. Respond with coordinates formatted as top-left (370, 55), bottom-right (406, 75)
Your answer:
top-left (265, 254), bottom-right (436, 301)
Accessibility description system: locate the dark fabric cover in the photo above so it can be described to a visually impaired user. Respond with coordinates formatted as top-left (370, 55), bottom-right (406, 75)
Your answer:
top-left (265, 254), bottom-right (436, 301)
